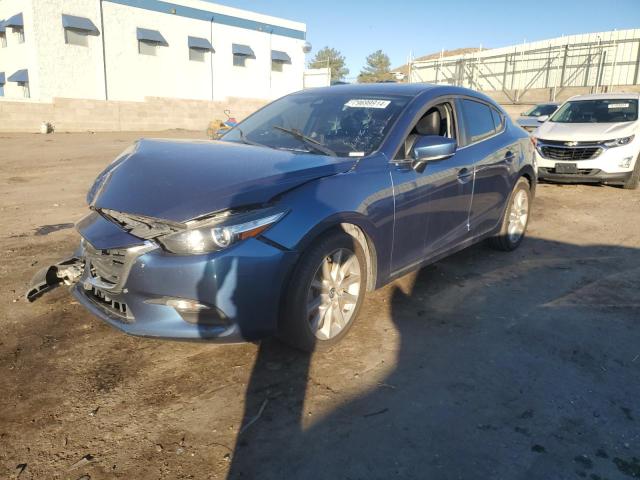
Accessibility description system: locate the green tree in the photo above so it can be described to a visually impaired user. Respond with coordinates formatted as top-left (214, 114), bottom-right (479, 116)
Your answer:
top-left (309, 47), bottom-right (349, 82)
top-left (358, 50), bottom-right (394, 83)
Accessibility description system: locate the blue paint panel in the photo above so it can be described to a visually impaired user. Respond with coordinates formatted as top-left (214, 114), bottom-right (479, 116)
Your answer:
top-left (188, 35), bottom-right (212, 50)
top-left (5, 12), bottom-right (23, 28)
top-left (0, 72), bottom-right (5, 85)
top-left (8, 69), bottom-right (28, 83)
top-left (271, 50), bottom-right (291, 63)
top-left (232, 43), bottom-right (254, 57)
top-left (62, 14), bottom-right (100, 34)
top-left (137, 27), bottom-right (168, 45)
top-left (105, 0), bottom-right (305, 40)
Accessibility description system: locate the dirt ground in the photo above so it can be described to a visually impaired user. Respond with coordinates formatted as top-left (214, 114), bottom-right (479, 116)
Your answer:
top-left (1, 131), bottom-right (639, 480)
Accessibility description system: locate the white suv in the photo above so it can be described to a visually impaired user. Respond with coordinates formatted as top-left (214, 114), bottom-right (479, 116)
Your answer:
top-left (533, 93), bottom-right (640, 189)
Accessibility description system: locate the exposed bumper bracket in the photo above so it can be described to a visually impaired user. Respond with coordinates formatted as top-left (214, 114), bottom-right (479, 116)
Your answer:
top-left (26, 257), bottom-right (84, 302)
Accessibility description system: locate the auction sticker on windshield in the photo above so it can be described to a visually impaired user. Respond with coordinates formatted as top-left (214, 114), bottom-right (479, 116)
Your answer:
top-left (345, 99), bottom-right (391, 109)
top-left (608, 103), bottom-right (630, 109)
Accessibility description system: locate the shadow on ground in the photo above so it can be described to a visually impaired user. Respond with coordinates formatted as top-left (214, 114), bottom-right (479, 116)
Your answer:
top-left (227, 236), bottom-right (640, 480)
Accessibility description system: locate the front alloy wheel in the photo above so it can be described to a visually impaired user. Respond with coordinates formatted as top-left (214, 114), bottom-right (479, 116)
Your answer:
top-left (280, 231), bottom-right (366, 351)
top-left (307, 248), bottom-right (361, 340)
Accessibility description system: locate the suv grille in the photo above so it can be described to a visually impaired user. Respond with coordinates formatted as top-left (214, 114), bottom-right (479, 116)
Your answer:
top-left (540, 145), bottom-right (602, 161)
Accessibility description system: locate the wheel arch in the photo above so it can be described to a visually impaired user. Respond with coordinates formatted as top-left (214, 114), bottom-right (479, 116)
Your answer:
top-left (290, 213), bottom-right (380, 292)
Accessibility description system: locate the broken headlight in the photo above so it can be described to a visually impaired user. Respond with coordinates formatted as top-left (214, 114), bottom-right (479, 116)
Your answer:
top-left (159, 208), bottom-right (287, 255)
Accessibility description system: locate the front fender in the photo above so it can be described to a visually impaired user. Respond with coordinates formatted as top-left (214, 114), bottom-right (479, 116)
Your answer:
top-left (262, 160), bottom-right (395, 287)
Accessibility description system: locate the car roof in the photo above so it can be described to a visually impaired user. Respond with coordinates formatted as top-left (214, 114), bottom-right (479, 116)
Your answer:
top-left (299, 82), bottom-right (475, 98)
top-left (567, 92), bottom-right (640, 101)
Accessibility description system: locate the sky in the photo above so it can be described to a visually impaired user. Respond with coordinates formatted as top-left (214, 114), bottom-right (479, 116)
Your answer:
top-left (211, 0), bottom-right (640, 80)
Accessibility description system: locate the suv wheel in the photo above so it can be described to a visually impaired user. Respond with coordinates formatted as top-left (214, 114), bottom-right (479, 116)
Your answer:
top-left (280, 231), bottom-right (366, 351)
top-left (623, 154), bottom-right (640, 190)
top-left (489, 177), bottom-right (532, 251)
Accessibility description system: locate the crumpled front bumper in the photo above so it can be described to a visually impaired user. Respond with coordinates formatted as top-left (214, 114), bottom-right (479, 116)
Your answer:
top-left (69, 238), bottom-right (298, 342)
top-left (27, 231), bottom-right (298, 342)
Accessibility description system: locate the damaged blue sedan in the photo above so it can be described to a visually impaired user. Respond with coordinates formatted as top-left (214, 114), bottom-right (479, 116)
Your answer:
top-left (28, 84), bottom-right (536, 351)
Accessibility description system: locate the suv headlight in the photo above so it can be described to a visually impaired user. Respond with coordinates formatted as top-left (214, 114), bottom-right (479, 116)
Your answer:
top-left (603, 135), bottom-right (635, 147)
top-left (159, 208), bottom-right (287, 255)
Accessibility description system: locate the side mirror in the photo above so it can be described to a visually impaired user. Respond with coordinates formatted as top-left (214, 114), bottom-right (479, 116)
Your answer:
top-left (412, 135), bottom-right (457, 172)
top-left (537, 115), bottom-right (549, 123)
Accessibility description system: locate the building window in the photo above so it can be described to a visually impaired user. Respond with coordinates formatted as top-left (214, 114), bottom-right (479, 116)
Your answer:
top-left (65, 29), bottom-right (89, 47)
top-left (189, 47), bottom-right (205, 62)
top-left (232, 44), bottom-right (254, 68)
top-left (136, 28), bottom-right (167, 56)
top-left (14, 27), bottom-right (24, 43)
top-left (0, 33), bottom-right (6, 48)
top-left (138, 40), bottom-right (157, 56)
top-left (62, 15), bottom-right (99, 46)
top-left (0, 84), bottom-right (4, 97)
top-left (19, 82), bottom-right (29, 98)
top-left (270, 51), bottom-right (291, 73)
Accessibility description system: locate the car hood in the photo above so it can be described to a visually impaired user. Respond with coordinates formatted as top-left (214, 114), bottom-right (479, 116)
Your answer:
top-left (90, 139), bottom-right (356, 222)
top-left (535, 120), bottom-right (638, 141)
top-left (516, 117), bottom-right (541, 128)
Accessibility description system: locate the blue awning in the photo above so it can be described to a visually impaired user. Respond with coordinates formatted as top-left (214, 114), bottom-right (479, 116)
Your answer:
top-left (136, 27), bottom-right (167, 45)
top-left (8, 69), bottom-right (28, 83)
top-left (0, 73), bottom-right (5, 85)
top-left (232, 44), bottom-right (254, 57)
top-left (271, 50), bottom-right (291, 63)
top-left (5, 13), bottom-right (23, 28)
top-left (188, 36), bottom-right (213, 51)
top-left (62, 14), bottom-right (99, 34)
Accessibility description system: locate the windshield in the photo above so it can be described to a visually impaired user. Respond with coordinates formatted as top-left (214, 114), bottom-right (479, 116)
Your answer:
top-left (522, 104), bottom-right (557, 117)
top-left (551, 99), bottom-right (638, 123)
top-left (222, 91), bottom-right (412, 157)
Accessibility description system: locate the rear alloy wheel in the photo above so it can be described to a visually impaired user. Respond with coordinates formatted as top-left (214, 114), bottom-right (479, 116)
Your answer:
top-left (280, 231), bottom-right (366, 351)
top-left (489, 177), bottom-right (532, 251)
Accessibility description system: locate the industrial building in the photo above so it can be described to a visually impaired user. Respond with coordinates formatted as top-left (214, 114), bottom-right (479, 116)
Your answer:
top-left (408, 29), bottom-right (640, 104)
top-left (0, 0), bottom-right (308, 103)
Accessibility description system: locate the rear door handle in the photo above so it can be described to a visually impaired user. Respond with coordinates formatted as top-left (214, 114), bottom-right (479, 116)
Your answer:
top-left (457, 167), bottom-right (473, 184)
top-left (504, 151), bottom-right (516, 163)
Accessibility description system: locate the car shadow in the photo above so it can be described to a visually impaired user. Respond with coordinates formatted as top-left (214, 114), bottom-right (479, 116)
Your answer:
top-left (219, 236), bottom-right (640, 479)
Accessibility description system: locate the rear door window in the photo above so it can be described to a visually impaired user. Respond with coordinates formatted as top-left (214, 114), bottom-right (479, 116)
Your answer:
top-left (460, 99), bottom-right (497, 145)
top-left (490, 107), bottom-right (505, 132)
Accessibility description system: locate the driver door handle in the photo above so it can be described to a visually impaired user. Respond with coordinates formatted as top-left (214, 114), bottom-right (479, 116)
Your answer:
top-left (457, 167), bottom-right (473, 184)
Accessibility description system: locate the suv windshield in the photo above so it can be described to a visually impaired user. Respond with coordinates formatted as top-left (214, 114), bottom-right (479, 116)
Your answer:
top-left (522, 104), bottom-right (557, 117)
top-left (222, 91), bottom-right (411, 157)
top-left (551, 99), bottom-right (638, 123)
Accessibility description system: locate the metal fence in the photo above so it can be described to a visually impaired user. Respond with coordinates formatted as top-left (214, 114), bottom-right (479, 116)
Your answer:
top-left (409, 29), bottom-right (640, 102)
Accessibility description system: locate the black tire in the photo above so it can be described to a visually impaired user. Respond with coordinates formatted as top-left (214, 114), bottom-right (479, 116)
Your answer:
top-left (489, 177), bottom-right (532, 251)
top-left (622, 155), bottom-right (640, 190)
top-left (279, 230), bottom-right (367, 352)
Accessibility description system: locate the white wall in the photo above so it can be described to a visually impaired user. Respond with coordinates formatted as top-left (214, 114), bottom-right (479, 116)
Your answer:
top-left (0, 0), bottom-right (306, 102)
top-left (31, 0), bottom-right (106, 101)
top-left (0, 0), bottom-right (37, 99)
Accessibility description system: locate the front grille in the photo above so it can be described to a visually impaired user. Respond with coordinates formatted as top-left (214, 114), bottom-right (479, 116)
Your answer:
top-left (540, 145), bottom-right (602, 161)
top-left (85, 244), bottom-right (127, 289)
top-left (85, 285), bottom-right (133, 322)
